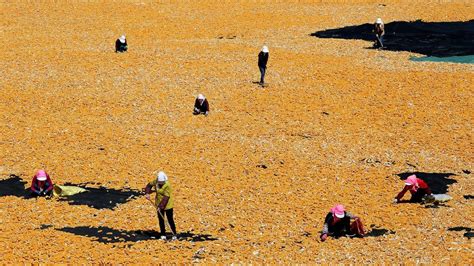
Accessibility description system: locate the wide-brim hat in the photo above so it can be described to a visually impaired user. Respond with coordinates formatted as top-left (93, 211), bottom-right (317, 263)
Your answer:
top-left (37, 170), bottom-right (47, 181)
top-left (332, 204), bottom-right (345, 218)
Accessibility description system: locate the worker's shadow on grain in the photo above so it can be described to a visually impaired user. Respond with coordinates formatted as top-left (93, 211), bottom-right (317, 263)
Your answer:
top-left (56, 226), bottom-right (217, 243)
top-left (311, 20), bottom-right (474, 57)
top-left (57, 182), bottom-right (142, 210)
top-left (0, 174), bottom-right (30, 198)
top-left (464, 195), bottom-right (474, 200)
top-left (448, 227), bottom-right (474, 239)
top-left (365, 225), bottom-right (396, 237)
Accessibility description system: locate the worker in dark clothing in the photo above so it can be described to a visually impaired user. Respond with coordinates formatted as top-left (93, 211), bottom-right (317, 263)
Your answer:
top-left (193, 94), bottom-right (209, 116)
top-left (258, 45), bottom-right (269, 86)
top-left (115, 35), bottom-right (128, 53)
top-left (320, 204), bottom-right (364, 241)
top-left (374, 18), bottom-right (385, 48)
top-left (394, 174), bottom-right (434, 203)
top-left (30, 170), bottom-right (53, 197)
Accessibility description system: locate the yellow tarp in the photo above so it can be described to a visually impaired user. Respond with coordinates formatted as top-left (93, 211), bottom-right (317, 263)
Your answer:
top-left (53, 184), bottom-right (87, 197)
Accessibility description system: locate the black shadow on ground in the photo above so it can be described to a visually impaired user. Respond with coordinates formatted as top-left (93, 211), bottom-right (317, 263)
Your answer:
top-left (0, 175), bottom-right (30, 198)
top-left (0, 177), bottom-right (141, 208)
top-left (366, 225), bottom-right (396, 237)
top-left (397, 172), bottom-right (456, 194)
top-left (311, 20), bottom-right (474, 57)
top-left (448, 227), bottom-right (473, 239)
top-left (57, 183), bottom-right (142, 210)
top-left (424, 202), bottom-right (449, 209)
top-left (464, 195), bottom-right (474, 200)
top-left (56, 226), bottom-right (217, 243)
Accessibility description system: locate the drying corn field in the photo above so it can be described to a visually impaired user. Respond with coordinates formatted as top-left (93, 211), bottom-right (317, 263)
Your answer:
top-left (0, 1), bottom-right (473, 264)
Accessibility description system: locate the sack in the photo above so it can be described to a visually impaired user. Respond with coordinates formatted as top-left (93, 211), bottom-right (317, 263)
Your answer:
top-left (53, 185), bottom-right (87, 197)
top-left (423, 194), bottom-right (452, 203)
top-left (350, 218), bottom-right (365, 237)
top-left (433, 194), bottom-right (452, 202)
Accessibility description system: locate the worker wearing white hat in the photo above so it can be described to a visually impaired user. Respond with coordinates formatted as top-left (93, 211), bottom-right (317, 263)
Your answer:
top-left (193, 93), bottom-right (210, 116)
top-left (374, 18), bottom-right (385, 48)
top-left (258, 45), bottom-right (269, 86)
top-left (145, 171), bottom-right (177, 240)
top-left (115, 34), bottom-right (128, 53)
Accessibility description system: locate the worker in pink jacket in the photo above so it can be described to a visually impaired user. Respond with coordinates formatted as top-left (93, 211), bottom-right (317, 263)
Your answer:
top-left (30, 170), bottom-right (53, 197)
top-left (394, 174), bottom-right (433, 203)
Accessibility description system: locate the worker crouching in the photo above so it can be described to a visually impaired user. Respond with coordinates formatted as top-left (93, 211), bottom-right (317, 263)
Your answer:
top-left (320, 204), bottom-right (365, 241)
top-left (31, 170), bottom-right (53, 197)
top-left (193, 94), bottom-right (209, 116)
top-left (394, 174), bottom-right (434, 203)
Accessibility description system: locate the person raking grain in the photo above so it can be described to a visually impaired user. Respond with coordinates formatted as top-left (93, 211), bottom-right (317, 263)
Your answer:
top-left (145, 171), bottom-right (177, 240)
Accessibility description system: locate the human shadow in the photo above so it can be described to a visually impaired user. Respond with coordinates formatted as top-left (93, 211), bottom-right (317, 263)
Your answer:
top-left (448, 226), bottom-right (473, 239)
top-left (57, 182), bottom-right (142, 210)
top-left (397, 172), bottom-right (456, 194)
top-left (0, 175), bottom-right (30, 198)
top-left (424, 202), bottom-right (449, 209)
top-left (0, 176), bottom-right (141, 209)
top-left (316, 224), bottom-right (395, 239)
top-left (56, 226), bottom-right (218, 243)
top-left (311, 20), bottom-right (474, 57)
top-left (251, 81), bottom-right (266, 87)
top-left (365, 225), bottom-right (396, 237)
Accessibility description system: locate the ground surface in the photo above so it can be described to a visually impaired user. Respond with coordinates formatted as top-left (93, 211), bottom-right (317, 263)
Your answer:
top-left (0, 1), bottom-right (473, 264)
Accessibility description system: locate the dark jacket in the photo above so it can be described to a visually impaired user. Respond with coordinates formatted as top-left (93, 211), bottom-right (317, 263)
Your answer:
top-left (115, 39), bottom-right (128, 53)
top-left (322, 211), bottom-right (355, 236)
top-left (258, 52), bottom-right (269, 68)
top-left (194, 98), bottom-right (209, 113)
top-left (31, 174), bottom-right (53, 195)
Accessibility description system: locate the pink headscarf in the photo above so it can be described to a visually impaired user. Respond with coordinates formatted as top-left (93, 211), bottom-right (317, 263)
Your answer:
top-left (405, 174), bottom-right (419, 192)
top-left (331, 204), bottom-right (345, 218)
